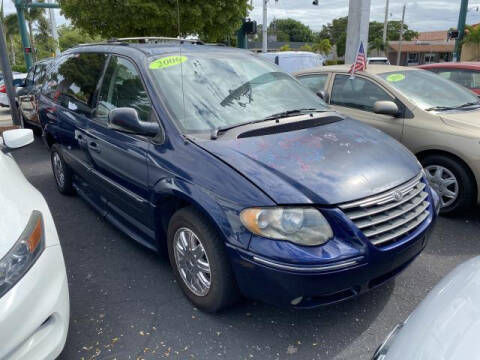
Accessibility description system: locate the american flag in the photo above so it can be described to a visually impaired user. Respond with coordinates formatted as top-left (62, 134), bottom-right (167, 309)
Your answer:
top-left (349, 41), bottom-right (367, 77)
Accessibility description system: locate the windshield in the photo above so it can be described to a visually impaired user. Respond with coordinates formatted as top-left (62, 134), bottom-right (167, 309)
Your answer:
top-left (379, 70), bottom-right (480, 111)
top-left (148, 51), bottom-right (328, 133)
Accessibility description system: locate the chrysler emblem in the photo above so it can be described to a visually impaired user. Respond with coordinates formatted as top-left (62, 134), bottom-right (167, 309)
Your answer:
top-left (393, 190), bottom-right (404, 202)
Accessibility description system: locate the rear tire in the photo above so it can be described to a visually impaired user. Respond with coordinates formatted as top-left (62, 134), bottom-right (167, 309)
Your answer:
top-left (51, 144), bottom-right (75, 195)
top-left (167, 206), bottom-right (239, 312)
top-left (421, 154), bottom-right (475, 215)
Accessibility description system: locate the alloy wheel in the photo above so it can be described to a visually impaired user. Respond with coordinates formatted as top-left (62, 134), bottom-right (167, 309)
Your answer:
top-left (425, 165), bottom-right (459, 208)
top-left (53, 152), bottom-right (65, 188)
top-left (173, 227), bottom-right (211, 297)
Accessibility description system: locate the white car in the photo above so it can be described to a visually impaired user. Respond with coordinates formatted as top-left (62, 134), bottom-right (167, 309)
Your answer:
top-left (373, 256), bottom-right (480, 359)
top-left (0, 73), bottom-right (27, 107)
top-left (367, 57), bottom-right (391, 65)
top-left (0, 129), bottom-right (69, 360)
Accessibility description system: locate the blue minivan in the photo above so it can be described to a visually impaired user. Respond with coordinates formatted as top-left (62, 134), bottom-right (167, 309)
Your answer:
top-left (40, 38), bottom-right (439, 312)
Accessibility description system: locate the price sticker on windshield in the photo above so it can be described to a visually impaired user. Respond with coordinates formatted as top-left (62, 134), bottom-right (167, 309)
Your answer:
top-left (386, 73), bottom-right (405, 82)
top-left (149, 56), bottom-right (188, 70)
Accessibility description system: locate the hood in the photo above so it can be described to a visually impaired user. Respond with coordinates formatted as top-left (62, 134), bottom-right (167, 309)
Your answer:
top-left (0, 151), bottom-right (52, 258)
top-left (385, 256), bottom-right (480, 360)
top-left (195, 118), bottom-right (421, 205)
top-left (441, 109), bottom-right (480, 130)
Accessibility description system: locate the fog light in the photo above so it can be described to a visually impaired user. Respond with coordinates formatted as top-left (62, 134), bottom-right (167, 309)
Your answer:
top-left (291, 296), bottom-right (303, 306)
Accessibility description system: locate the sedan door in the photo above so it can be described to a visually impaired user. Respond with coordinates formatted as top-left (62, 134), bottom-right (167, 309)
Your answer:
top-left (327, 73), bottom-right (405, 141)
top-left (86, 55), bottom-right (155, 242)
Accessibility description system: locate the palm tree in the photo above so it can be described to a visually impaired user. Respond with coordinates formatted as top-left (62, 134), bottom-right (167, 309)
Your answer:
top-left (369, 38), bottom-right (384, 56)
top-left (463, 25), bottom-right (480, 61)
top-left (312, 38), bottom-right (332, 56)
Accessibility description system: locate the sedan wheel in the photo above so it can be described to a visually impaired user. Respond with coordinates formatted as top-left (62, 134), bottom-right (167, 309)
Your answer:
top-left (424, 165), bottom-right (459, 208)
top-left (173, 227), bottom-right (211, 297)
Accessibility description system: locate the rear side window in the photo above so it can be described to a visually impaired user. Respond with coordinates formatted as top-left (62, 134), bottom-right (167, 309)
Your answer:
top-left (34, 64), bottom-right (47, 86)
top-left (330, 74), bottom-right (393, 112)
top-left (95, 56), bottom-right (152, 123)
top-left (43, 56), bottom-right (69, 102)
top-left (25, 68), bottom-right (35, 86)
top-left (58, 53), bottom-right (107, 116)
top-left (298, 74), bottom-right (328, 93)
top-left (43, 53), bottom-right (107, 116)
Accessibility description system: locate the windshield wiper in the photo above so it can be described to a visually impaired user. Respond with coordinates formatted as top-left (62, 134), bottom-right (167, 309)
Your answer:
top-left (210, 108), bottom-right (325, 139)
top-left (455, 101), bottom-right (480, 109)
top-left (425, 106), bottom-right (456, 112)
top-left (426, 102), bottom-right (480, 112)
top-left (262, 108), bottom-right (322, 121)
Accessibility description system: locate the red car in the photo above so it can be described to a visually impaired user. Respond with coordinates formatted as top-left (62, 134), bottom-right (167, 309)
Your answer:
top-left (418, 62), bottom-right (480, 96)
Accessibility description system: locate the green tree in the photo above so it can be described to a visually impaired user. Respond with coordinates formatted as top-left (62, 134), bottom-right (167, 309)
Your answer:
top-left (58, 25), bottom-right (101, 51)
top-left (279, 44), bottom-right (291, 51)
top-left (299, 44), bottom-right (313, 52)
top-left (318, 17), bottom-right (348, 45)
top-left (463, 25), bottom-right (480, 60)
top-left (312, 38), bottom-right (332, 55)
top-left (59, 0), bottom-right (250, 42)
top-left (268, 18), bottom-right (314, 42)
top-left (369, 37), bottom-right (384, 56)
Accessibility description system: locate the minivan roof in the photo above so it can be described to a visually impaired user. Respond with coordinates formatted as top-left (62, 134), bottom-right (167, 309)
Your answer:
top-left (66, 39), bottom-right (249, 59)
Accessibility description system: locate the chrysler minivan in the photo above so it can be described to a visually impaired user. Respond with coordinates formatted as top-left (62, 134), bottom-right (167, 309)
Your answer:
top-left (40, 39), bottom-right (438, 312)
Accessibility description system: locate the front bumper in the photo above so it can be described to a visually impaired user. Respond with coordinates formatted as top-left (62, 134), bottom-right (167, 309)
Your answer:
top-left (0, 245), bottom-right (69, 360)
top-left (228, 218), bottom-right (433, 308)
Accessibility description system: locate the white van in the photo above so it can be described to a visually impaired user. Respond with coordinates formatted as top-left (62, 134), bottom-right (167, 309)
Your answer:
top-left (260, 51), bottom-right (325, 73)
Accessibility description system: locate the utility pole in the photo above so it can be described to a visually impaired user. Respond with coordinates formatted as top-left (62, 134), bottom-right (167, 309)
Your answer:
top-left (345, 0), bottom-right (371, 64)
top-left (396, 4), bottom-right (406, 66)
top-left (454, 0), bottom-right (469, 61)
top-left (262, 0), bottom-right (268, 53)
top-left (48, 0), bottom-right (60, 56)
top-left (0, 20), bottom-right (22, 126)
top-left (382, 0), bottom-right (390, 55)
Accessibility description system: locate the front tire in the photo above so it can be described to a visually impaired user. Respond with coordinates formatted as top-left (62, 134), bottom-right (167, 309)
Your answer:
top-left (422, 154), bottom-right (475, 214)
top-left (51, 144), bottom-right (75, 195)
top-left (167, 206), bottom-right (239, 312)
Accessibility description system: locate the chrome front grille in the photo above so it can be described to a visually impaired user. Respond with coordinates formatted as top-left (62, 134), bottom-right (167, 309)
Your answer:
top-left (340, 173), bottom-right (430, 247)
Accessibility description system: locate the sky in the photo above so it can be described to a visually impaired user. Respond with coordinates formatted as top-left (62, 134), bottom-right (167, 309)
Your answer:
top-left (3, 0), bottom-right (480, 34)
top-left (249, 0), bottom-right (480, 33)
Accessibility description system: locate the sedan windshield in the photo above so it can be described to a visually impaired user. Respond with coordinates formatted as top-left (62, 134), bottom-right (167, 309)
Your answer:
top-left (378, 70), bottom-right (480, 111)
top-left (148, 51), bottom-right (328, 133)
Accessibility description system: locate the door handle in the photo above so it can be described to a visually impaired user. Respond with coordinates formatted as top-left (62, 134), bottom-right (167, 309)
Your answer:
top-left (88, 141), bottom-right (101, 153)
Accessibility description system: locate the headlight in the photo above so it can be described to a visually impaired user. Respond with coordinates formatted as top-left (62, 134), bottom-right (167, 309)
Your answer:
top-left (240, 207), bottom-right (333, 246)
top-left (0, 211), bottom-right (45, 298)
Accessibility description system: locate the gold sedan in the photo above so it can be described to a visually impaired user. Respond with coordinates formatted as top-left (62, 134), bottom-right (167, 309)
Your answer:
top-left (295, 65), bottom-right (480, 214)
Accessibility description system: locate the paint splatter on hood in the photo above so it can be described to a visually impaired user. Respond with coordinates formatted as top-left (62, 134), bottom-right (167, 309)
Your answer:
top-left (196, 118), bottom-right (421, 205)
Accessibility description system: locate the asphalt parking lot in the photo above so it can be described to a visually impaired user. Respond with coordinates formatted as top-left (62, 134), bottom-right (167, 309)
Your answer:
top-left (12, 136), bottom-right (480, 360)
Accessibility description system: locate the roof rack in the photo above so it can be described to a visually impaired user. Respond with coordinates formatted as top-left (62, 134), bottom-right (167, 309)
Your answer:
top-left (108, 37), bottom-right (204, 45)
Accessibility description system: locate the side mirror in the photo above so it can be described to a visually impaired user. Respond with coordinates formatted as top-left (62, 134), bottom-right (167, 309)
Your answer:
top-left (108, 108), bottom-right (160, 137)
top-left (1, 128), bottom-right (34, 150)
top-left (374, 100), bottom-right (399, 116)
top-left (316, 90), bottom-right (329, 102)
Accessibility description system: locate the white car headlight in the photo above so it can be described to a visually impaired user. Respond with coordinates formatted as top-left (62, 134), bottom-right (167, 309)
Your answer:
top-left (0, 211), bottom-right (45, 298)
top-left (240, 207), bottom-right (333, 246)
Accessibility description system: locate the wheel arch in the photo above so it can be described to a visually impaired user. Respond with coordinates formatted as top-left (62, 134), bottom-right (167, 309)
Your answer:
top-left (416, 148), bottom-right (478, 200)
top-left (152, 181), bottom-right (251, 254)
